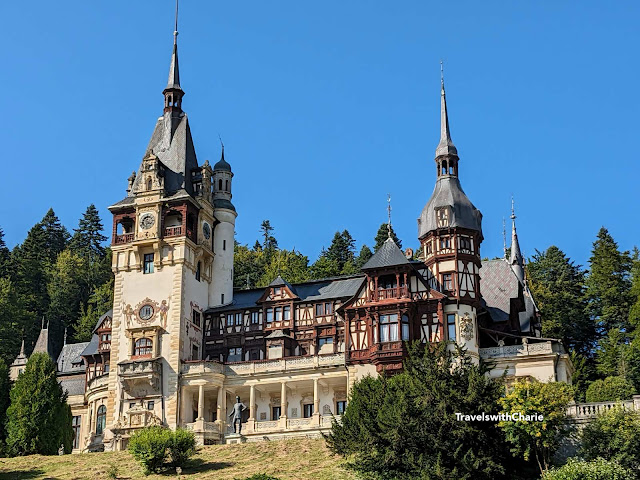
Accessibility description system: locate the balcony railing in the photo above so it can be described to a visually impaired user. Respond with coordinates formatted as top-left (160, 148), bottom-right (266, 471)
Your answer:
top-left (114, 233), bottom-right (134, 245)
top-left (479, 341), bottom-right (555, 359)
top-left (181, 353), bottom-right (345, 377)
top-left (99, 341), bottom-right (111, 352)
top-left (87, 373), bottom-right (109, 392)
top-left (164, 226), bottom-right (182, 237)
top-left (567, 397), bottom-right (640, 419)
top-left (375, 286), bottom-right (408, 301)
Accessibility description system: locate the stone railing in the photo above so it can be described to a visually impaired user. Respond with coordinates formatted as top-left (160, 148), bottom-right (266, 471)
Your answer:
top-left (255, 421), bottom-right (279, 431)
top-left (567, 397), bottom-right (640, 420)
top-left (119, 358), bottom-right (162, 377)
top-left (479, 341), bottom-right (555, 359)
top-left (87, 373), bottom-right (109, 392)
top-left (181, 360), bottom-right (225, 376)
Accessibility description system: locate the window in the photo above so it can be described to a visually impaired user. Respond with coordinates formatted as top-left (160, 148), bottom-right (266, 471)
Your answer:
top-left (192, 310), bottom-right (201, 327)
top-left (447, 314), bottom-right (456, 341)
top-left (275, 307), bottom-right (282, 322)
top-left (225, 179), bottom-right (229, 191)
top-left (195, 261), bottom-right (201, 281)
top-left (274, 287), bottom-right (282, 296)
top-left (139, 304), bottom-right (154, 320)
top-left (147, 401), bottom-right (155, 410)
top-left (235, 313), bottom-right (242, 326)
top-left (325, 302), bottom-right (333, 315)
top-left (439, 237), bottom-right (451, 250)
top-left (96, 405), bottom-right (106, 435)
top-left (315, 302), bottom-right (332, 316)
top-left (228, 347), bottom-right (242, 362)
top-left (218, 179), bottom-right (222, 190)
top-left (459, 237), bottom-right (472, 251)
top-left (272, 406), bottom-right (281, 421)
top-left (143, 253), bottom-right (154, 274)
top-left (318, 337), bottom-right (333, 348)
top-left (223, 239), bottom-right (226, 251)
top-left (425, 242), bottom-right (433, 255)
top-left (315, 303), bottom-right (324, 317)
top-left (402, 314), bottom-right (410, 341)
top-left (72, 416), bottom-right (81, 449)
top-left (192, 344), bottom-right (199, 360)
top-left (266, 308), bottom-right (273, 323)
top-left (283, 306), bottom-right (291, 321)
top-left (251, 311), bottom-right (260, 324)
top-left (442, 273), bottom-right (453, 292)
top-left (379, 314), bottom-right (399, 343)
top-left (226, 314), bottom-right (234, 326)
top-left (303, 404), bottom-right (314, 418)
top-left (101, 333), bottom-right (111, 342)
top-left (221, 293), bottom-right (224, 304)
top-left (134, 337), bottom-right (153, 357)
top-left (129, 402), bottom-right (136, 409)
top-left (104, 364), bottom-right (110, 373)
top-left (336, 401), bottom-right (347, 415)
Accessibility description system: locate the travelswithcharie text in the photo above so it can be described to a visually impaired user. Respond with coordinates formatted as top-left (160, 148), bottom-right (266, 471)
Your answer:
top-left (455, 412), bottom-right (544, 422)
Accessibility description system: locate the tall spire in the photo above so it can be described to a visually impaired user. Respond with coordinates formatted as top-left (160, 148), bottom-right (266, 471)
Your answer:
top-left (510, 197), bottom-right (525, 284)
top-left (435, 61), bottom-right (457, 158)
top-left (163, 0), bottom-right (184, 113)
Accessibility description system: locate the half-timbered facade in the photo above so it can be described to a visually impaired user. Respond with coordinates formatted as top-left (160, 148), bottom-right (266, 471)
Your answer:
top-left (8, 16), bottom-right (574, 452)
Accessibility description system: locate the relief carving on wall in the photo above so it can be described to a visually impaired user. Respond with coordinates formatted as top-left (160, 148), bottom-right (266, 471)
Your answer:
top-left (459, 312), bottom-right (474, 341)
top-left (122, 297), bottom-right (171, 328)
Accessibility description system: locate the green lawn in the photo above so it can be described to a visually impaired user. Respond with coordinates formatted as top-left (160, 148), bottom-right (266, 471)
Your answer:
top-left (0, 438), bottom-right (356, 480)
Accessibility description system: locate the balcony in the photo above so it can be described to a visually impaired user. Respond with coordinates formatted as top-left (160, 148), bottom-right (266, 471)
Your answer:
top-left (374, 286), bottom-right (409, 301)
top-left (87, 373), bottom-right (109, 393)
top-left (164, 226), bottom-right (182, 238)
top-left (479, 341), bottom-right (555, 360)
top-left (118, 357), bottom-right (162, 391)
top-left (114, 233), bottom-right (134, 245)
top-left (567, 396), bottom-right (640, 423)
top-left (181, 353), bottom-right (345, 377)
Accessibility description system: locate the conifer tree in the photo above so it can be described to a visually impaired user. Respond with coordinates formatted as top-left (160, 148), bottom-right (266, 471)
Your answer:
top-left (75, 278), bottom-right (114, 342)
top-left (629, 248), bottom-right (640, 330)
top-left (325, 230), bottom-right (356, 272)
top-left (0, 358), bottom-right (10, 445)
top-left (40, 208), bottom-right (70, 264)
top-left (527, 246), bottom-right (594, 354)
top-left (0, 227), bottom-right (10, 279)
top-left (69, 204), bottom-right (107, 260)
top-left (6, 353), bottom-right (73, 455)
top-left (373, 223), bottom-right (402, 252)
top-left (310, 253), bottom-right (341, 279)
top-left (259, 220), bottom-right (278, 263)
top-left (585, 228), bottom-right (633, 334)
top-left (0, 278), bottom-right (26, 364)
top-left (259, 249), bottom-right (310, 286)
top-left (355, 245), bottom-right (373, 268)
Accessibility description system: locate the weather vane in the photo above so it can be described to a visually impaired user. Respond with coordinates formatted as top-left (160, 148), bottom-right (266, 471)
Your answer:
top-left (387, 194), bottom-right (392, 238)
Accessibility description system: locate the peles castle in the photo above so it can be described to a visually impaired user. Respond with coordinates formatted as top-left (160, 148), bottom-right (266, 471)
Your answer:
top-left (10, 20), bottom-right (572, 452)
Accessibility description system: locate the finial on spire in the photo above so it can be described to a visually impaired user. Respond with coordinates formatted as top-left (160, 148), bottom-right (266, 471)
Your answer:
top-left (174, 0), bottom-right (179, 44)
top-left (163, 0), bottom-right (183, 112)
top-left (63, 327), bottom-right (67, 346)
top-left (387, 194), bottom-right (392, 238)
top-left (511, 195), bottom-right (516, 221)
top-left (509, 196), bottom-right (525, 284)
top-left (19, 337), bottom-right (25, 357)
top-left (435, 62), bottom-right (457, 158)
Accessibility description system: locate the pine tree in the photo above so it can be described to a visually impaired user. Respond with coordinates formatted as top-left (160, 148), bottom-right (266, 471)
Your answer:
top-left (325, 230), bottom-right (356, 271)
top-left (6, 353), bottom-right (73, 455)
top-left (75, 278), bottom-right (114, 342)
top-left (0, 278), bottom-right (26, 364)
top-left (629, 248), bottom-right (640, 330)
top-left (310, 253), bottom-right (341, 279)
top-left (527, 246), bottom-right (594, 354)
top-left (355, 245), bottom-right (373, 268)
top-left (373, 223), bottom-right (402, 252)
top-left (585, 227), bottom-right (633, 334)
top-left (259, 220), bottom-right (278, 262)
top-left (0, 227), bottom-right (10, 279)
top-left (0, 358), bottom-right (10, 445)
top-left (40, 208), bottom-right (70, 264)
top-left (69, 204), bottom-right (107, 260)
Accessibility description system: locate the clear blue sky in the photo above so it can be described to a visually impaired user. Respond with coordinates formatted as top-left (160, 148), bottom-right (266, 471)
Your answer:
top-left (1, 1), bottom-right (638, 267)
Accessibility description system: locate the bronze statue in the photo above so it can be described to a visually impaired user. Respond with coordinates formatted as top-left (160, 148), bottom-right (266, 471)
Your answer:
top-left (228, 395), bottom-right (247, 434)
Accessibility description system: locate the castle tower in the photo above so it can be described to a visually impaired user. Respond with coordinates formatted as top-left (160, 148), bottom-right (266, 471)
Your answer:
top-left (416, 74), bottom-right (483, 360)
top-left (104, 11), bottom-right (234, 448)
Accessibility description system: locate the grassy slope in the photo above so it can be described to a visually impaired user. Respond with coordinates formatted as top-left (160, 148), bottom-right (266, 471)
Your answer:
top-left (0, 438), bottom-right (356, 480)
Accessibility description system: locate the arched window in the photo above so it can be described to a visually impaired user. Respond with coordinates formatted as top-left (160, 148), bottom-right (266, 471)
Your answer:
top-left (225, 179), bottom-right (229, 191)
top-left (96, 405), bottom-right (106, 435)
top-left (218, 179), bottom-right (223, 191)
top-left (147, 178), bottom-right (152, 191)
top-left (134, 338), bottom-right (153, 357)
top-left (195, 261), bottom-right (201, 281)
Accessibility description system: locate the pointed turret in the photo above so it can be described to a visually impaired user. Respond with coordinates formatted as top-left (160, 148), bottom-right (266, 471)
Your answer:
top-left (9, 338), bottom-right (28, 381)
top-left (163, 1), bottom-right (184, 114)
top-left (509, 199), bottom-right (525, 284)
top-left (435, 73), bottom-right (457, 158)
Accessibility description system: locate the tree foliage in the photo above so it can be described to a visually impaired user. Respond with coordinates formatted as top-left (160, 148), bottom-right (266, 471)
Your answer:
top-left (128, 426), bottom-right (196, 474)
top-left (374, 223), bottom-right (402, 252)
top-left (498, 379), bottom-right (574, 475)
top-left (0, 358), bottom-right (10, 445)
top-left (5, 353), bottom-right (73, 455)
top-left (327, 342), bottom-right (513, 480)
top-left (542, 458), bottom-right (632, 480)
top-left (585, 375), bottom-right (636, 402)
top-left (581, 406), bottom-right (640, 477)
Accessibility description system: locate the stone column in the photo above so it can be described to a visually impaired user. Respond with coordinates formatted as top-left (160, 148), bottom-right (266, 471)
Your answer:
top-left (280, 381), bottom-right (287, 429)
top-left (313, 378), bottom-right (321, 425)
top-left (215, 386), bottom-right (226, 434)
top-left (249, 384), bottom-right (256, 421)
top-left (197, 384), bottom-right (204, 420)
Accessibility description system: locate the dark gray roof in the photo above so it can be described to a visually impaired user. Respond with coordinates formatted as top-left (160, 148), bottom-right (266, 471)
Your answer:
top-left (417, 176), bottom-right (483, 238)
top-left (213, 198), bottom-right (236, 212)
top-left (214, 148), bottom-right (232, 172)
top-left (165, 39), bottom-right (181, 91)
top-left (128, 111), bottom-right (199, 197)
top-left (80, 334), bottom-right (100, 357)
top-left (206, 275), bottom-right (365, 314)
top-left (57, 342), bottom-right (89, 374)
top-left (361, 238), bottom-right (410, 270)
top-left (94, 309), bottom-right (113, 333)
top-left (59, 375), bottom-right (86, 396)
top-left (269, 275), bottom-right (295, 293)
top-left (32, 325), bottom-right (54, 359)
top-left (435, 81), bottom-right (457, 157)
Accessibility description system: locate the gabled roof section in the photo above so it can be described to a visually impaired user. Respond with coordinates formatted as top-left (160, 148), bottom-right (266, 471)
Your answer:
top-left (57, 342), bottom-right (89, 375)
top-left (32, 322), bottom-right (54, 359)
top-left (93, 309), bottom-right (113, 333)
top-left (361, 238), bottom-right (410, 270)
top-left (80, 334), bottom-right (100, 357)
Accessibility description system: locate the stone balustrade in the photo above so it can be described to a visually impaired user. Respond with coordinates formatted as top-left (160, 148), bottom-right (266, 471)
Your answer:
top-left (87, 373), bottom-right (109, 392)
top-left (479, 341), bottom-right (555, 359)
top-left (567, 396), bottom-right (640, 420)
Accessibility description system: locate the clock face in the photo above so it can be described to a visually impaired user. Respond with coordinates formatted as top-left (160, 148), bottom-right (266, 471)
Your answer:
top-left (140, 213), bottom-right (155, 230)
top-left (139, 304), bottom-right (154, 321)
top-left (202, 222), bottom-right (211, 239)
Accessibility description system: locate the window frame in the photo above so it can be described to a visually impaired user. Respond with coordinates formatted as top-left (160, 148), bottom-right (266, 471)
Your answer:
top-left (96, 405), bottom-right (106, 435)
top-left (447, 314), bottom-right (456, 342)
top-left (379, 314), bottom-right (399, 343)
top-left (143, 253), bottom-right (154, 274)
top-left (134, 337), bottom-right (153, 357)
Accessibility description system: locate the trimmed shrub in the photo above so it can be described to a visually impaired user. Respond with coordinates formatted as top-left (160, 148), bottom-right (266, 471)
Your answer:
top-left (542, 458), bottom-right (631, 480)
top-left (167, 427), bottom-right (196, 468)
top-left (585, 376), bottom-right (636, 402)
top-left (128, 426), bottom-right (171, 474)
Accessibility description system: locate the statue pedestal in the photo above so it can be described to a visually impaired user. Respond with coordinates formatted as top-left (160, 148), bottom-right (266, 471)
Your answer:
top-left (225, 433), bottom-right (246, 445)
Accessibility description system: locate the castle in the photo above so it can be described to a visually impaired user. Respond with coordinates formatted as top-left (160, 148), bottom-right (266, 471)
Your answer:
top-left (10, 17), bottom-right (572, 452)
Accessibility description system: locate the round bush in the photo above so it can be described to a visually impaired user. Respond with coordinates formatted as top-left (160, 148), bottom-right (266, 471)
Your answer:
top-left (542, 458), bottom-right (631, 480)
top-left (128, 426), bottom-right (171, 474)
top-left (585, 376), bottom-right (635, 403)
top-left (168, 427), bottom-right (196, 468)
